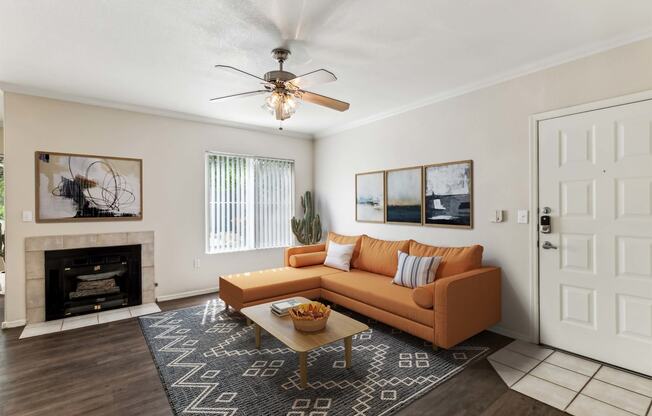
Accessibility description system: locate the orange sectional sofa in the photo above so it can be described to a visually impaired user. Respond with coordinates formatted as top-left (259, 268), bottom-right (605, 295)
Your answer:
top-left (219, 233), bottom-right (501, 349)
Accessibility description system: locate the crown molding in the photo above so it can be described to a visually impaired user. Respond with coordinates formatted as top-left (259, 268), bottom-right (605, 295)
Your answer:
top-left (0, 82), bottom-right (314, 140)
top-left (3, 28), bottom-right (651, 141)
top-left (314, 29), bottom-right (652, 139)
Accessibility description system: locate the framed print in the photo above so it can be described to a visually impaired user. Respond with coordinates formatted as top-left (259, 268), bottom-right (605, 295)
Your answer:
top-left (355, 171), bottom-right (385, 223)
top-left (35, 151), bottom-right (143, 222)
top-left (385, 166), bottom-right (422, 224)
top-left (423, 160), bottom-right (473, 228)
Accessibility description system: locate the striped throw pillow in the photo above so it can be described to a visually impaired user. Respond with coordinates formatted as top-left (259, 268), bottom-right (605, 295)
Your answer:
top-left (393, 251), bottom-right (442, 288)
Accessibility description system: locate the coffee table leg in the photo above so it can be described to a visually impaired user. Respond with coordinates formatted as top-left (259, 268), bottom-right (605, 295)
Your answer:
top-left (254, 324), bottom-right (261, 349)
top-left (344, 336), bottom-right (352, 368)
top-left (298, 352), bottom-right (308, 388)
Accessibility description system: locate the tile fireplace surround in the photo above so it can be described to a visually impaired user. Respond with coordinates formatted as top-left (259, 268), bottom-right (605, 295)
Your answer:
top-left (24, 231), bottom-right (155, 324)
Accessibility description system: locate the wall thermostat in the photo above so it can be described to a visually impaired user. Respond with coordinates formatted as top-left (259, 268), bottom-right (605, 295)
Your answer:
top-left (490, 210), bottom-right (504, 223)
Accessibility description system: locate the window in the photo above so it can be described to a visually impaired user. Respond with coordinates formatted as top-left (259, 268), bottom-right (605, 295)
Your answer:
top-left (206, 153), bottom-right (295, 253)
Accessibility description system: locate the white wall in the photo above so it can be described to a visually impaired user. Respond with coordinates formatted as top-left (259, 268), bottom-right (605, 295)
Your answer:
top-left (314, 38), bottom-right (652, 341)
top-left (3, 93), bottom-right (313, 324)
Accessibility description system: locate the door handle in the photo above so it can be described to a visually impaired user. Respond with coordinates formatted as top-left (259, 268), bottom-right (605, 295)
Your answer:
top-left (542, 241), bottom-right (558, 250)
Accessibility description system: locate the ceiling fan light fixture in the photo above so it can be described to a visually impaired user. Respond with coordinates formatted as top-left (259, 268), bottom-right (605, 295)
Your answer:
top-left (263, 91), bottom-right (299, 120)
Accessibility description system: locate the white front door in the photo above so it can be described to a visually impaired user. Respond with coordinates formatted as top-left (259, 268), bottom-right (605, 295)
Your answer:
top-left (539, 99), bottom-right (652, 376)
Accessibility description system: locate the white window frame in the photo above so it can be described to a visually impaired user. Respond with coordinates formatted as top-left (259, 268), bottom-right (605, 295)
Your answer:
top-left (204, 151), bottom-right (295, 254)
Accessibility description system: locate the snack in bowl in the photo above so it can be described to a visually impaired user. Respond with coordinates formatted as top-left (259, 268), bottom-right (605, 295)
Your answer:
top-left (288, 302), bottom-right (331, 332)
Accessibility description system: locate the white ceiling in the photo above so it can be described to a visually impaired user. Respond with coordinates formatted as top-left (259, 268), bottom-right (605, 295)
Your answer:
top-left (1, 0), bottom-right (652, 136)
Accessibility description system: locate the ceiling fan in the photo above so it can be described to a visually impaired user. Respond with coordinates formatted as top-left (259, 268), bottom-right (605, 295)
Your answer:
top-left (211, 48), bottom-right (350, 125)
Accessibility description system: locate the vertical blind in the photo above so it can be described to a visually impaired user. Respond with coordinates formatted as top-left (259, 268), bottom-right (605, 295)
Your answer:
top-left (207, 153), bottom-right (294, 253)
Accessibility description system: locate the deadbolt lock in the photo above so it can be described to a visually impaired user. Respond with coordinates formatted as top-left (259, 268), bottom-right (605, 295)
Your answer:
top-left (539, 206), bottom-right (552, 233)
top-left (540, 215), bottom-right (551, 234)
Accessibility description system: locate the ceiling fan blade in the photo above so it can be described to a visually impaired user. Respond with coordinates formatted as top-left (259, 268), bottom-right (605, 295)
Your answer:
top-left (300, 90), bottom-right (350, 112)
top-left (287, 69), bottom-right (337, 89)
top-left (214, 65), bottom-right (268, 83)
top-left (209, 90), bottom-right (268, 102)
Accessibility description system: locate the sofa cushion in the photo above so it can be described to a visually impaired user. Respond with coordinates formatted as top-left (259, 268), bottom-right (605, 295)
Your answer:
top-left (285, 243), bottom-right (326, 266)
top-left (353, 235), bottom-right (410, 277)
top-left (320, 270), bottom-right (433, 327)
top-left (393, 251), bottom-right (442, 288)
top-left (324, 241), bottom-right (355, 271)
top-left (326, 232), bottom-right (363, 264)
top-left (412, 284), bottom-right (434, 309)
top-left (289, 251), bottom-right (327, 268)
top-left (220, 265), bottom-right (339, 304)
top-left (409, 241), bottom-right (483, 279)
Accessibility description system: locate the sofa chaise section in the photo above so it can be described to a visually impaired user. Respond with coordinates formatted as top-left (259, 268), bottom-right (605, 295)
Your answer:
top-left (220, 264), bottom-right (339, 310)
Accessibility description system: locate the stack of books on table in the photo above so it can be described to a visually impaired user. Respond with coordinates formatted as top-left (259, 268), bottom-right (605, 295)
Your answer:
top-left (271, 299), bottom-right (302, 317)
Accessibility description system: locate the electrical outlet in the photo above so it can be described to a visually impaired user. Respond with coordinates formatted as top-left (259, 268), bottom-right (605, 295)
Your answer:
top-left (22, 210), bottom-right (33, 222)
top-left (193, 258), bottom-right (201, 269)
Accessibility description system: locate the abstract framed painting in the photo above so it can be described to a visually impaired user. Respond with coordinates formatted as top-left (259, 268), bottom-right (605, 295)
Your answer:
top-left (35, 151), bottom-right (143, 222)
top-left (385, 166), bottom-right (422, 225)
top-left (423, 160), bottom-right (473, 229)
top-left (355, 170), bottom-right (385, 223)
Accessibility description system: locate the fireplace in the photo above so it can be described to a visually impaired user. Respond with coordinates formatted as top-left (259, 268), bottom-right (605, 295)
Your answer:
top-left (45, 245), bottom-right (142, 321)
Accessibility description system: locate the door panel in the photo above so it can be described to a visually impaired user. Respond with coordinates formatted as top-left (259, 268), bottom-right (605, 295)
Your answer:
top-left (539, 99), bottom-right (652, 376)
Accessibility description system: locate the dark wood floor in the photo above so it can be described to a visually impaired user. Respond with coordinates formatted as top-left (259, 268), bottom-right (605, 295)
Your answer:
top-left (0, 293), bottom-right (564, 416)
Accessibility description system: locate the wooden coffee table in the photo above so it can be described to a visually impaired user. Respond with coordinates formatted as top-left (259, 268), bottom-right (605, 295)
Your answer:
top-left (240, 297), bottom-right (369, 388)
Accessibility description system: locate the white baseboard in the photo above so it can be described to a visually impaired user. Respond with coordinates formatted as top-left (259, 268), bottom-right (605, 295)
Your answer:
top-left (489, 325), bottom-right (534, 343)
top-left (2, 319), bottom-right (27, 329)
top-left (156, 287), bottom-right (219, 302)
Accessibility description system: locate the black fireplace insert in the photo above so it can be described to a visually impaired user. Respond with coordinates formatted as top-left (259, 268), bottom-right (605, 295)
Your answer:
top-left (45, 244), bottom-right (142, 321)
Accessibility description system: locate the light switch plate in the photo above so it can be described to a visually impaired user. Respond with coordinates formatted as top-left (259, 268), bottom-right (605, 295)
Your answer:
top-left (517, 209), bottom-right (529, 224)
top-left (22, 210), bottom-right (33, 222)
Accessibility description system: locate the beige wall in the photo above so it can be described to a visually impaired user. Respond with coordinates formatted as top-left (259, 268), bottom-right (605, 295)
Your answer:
top-left (3, 93), bottom-right (314, 324)
top-left (314, 38), bottom-right (652, 340)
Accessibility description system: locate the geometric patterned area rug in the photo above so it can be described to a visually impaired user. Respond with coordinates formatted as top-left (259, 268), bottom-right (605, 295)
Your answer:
top-left (139, 299), bottom-right (489, 416)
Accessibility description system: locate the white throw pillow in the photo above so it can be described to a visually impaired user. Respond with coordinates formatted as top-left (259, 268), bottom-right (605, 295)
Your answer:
top-left (324, 241), bottom-right (355, 272)
top-left (393, 251), bottom-right (442, 288)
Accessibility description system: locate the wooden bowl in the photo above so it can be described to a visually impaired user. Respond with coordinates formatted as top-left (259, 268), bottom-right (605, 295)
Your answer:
top-left (289, 302), bottom-right (331, 332)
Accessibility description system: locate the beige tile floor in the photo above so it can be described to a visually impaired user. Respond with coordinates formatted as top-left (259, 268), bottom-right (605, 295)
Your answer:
top-left (489, 340), bottom-right (652, 415)
top-left (19, 303), bottom-right (161, 339)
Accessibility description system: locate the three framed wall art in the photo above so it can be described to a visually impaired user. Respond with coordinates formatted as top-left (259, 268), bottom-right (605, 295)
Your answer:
top-left (355, 160), bottom-right (473, 229)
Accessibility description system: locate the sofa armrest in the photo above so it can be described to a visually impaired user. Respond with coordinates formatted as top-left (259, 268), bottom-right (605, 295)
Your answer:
top-left (434, 267), bottom-right (501, 349)
top-left (284, 243), bottom-right (327, 266)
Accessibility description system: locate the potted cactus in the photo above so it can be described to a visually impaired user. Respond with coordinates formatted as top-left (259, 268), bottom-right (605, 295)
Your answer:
top-left (291, 191), bottom-right (322, 245)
